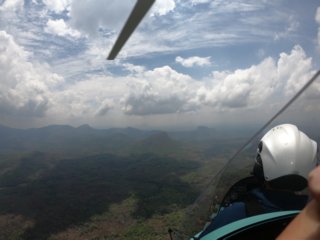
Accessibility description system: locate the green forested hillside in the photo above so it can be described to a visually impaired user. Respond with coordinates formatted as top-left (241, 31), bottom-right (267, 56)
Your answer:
top-left (0, 153), bottom-right (201, 239)
top-left (0, 125), bottom-right (247, 240)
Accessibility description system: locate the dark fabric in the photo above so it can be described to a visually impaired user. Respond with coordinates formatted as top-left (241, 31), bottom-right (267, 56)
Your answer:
top-left (252, 188), bottom-right (308, 212)
top-left (198, 202), bottom-right (246, 238)
top-left (268, 175), bottom-right (308, 191)
top-left (198, 186), bottom-right (308, 239)
top-left (252, 161), bottom-right (264, 181)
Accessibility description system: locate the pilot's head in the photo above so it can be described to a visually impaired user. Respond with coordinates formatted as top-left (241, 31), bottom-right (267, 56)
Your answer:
top-left (253, 124), bottom-right (318, 191)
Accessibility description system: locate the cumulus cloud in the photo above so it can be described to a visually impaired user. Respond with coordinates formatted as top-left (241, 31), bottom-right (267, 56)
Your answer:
top-left (197, 45), bottom-right (314, 110)
top-left (43, 0), bottom-right (72, 13)
top-left (52, 75), bottom-right (126, 119)
top-left (123, 63), bottom-right (146, 74)
top-left (46, 65), bottom-right (199, 119)
top-left (0, 0), bottom-right (24, 11)
top-left (0, 29), bottom-right (315, 126)
top-left (96, 100), bottom-right (114, 117)
top-left (45, 19), bottom-right (81, 38)
top-left (151, 0), bottom-right (176, 16)
top-left (123, 66), bottom-right (200, 115)
top-left (0, 43), bottom-right (312, 129)
top-left (175, 56), bottom-right (211, 67)
top-left (0, 31), bottom-right (63, 117)
top-left (278, 45), bottom-right (314, 96)
top-left (101, 46), bottom-right (314, 117)
top-left (197, 57), bottom-right (278, 109)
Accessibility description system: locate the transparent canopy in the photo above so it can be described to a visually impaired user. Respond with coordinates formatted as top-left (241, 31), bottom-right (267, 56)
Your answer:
top-left (183, 71), bottom-right (320, 236)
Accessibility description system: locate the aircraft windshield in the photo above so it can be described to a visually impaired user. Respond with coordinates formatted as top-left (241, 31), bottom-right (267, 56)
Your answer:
top-left (0, 1), bottom-right (319, 240)
top-left (184, 71), bottom-right (320, 236)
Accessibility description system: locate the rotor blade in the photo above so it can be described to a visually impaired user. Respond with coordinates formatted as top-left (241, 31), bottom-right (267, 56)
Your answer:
top-left (107, 0), bottom-right (155, 60)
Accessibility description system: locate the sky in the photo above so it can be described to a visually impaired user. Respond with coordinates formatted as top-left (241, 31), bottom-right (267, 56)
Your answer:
top-left (0, 0), bottom-right (320, 130)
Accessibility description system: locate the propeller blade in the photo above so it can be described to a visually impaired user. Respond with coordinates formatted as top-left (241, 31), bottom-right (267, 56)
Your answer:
top-left (107, 0), bottom-right (155, 60)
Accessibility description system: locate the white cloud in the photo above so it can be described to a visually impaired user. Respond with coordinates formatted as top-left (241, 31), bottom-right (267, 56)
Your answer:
top-left (197, 45), bottom-right (314, 110)
top-left (0, 19), bottom-right (314, 121)
top-left (278, 45), bottom-right (314, 96)
top-left (96, 99), bottom-right (114, 117)
top-left (0, 31), bottom-right (63, 118)
top-left (197, 57), bottom-right (278, 109)
top-left (52, 74), bottom-right (127, 119)
top-left (123, 66), bottom-right (200, 115)
top-left (0, 0), bottom-right (23, 11)
top-left (123, 63), bottom-right (146, 74)
top-left (45, 19), bottom-right (81, 38)
top-left (47, 65), bottom-right (199, 119)
top-left (43, 0), bottom-right (72, 13)
top-left (0, 35), bottom-right (314, 128)
top-left (151, 0), bottom-right (176, 16)
top-left (175, 56), bottom-right (211, 67)
top-left (55, 46), bottom-right (315, 120)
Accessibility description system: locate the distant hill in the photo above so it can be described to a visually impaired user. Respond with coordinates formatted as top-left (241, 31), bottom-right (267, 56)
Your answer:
top-left (0, 125), bottom-right (177, 156)
top-left (0, 124), bottom-right (253, 158)
top-left (168, 126), bottom-right (217, 142)
top-left (132, 131), bottom-right (181, 155)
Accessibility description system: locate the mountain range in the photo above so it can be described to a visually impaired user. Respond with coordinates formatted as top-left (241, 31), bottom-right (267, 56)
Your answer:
top-left (0, 124), bottom-right (223, 157)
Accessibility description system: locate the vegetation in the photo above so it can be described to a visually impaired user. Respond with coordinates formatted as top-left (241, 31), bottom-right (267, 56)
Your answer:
top-left (0, 153), bottom-right (201, 239)
top-left (0, 125), bottom-right (250, 239)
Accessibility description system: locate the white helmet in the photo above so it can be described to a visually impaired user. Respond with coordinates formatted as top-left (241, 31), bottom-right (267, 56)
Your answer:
top-left (253, 124), bottom-right (318, 190)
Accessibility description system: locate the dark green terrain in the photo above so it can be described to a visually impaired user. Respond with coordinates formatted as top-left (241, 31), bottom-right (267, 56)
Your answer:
top-left (0, 125), bottom-right (248, 240)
